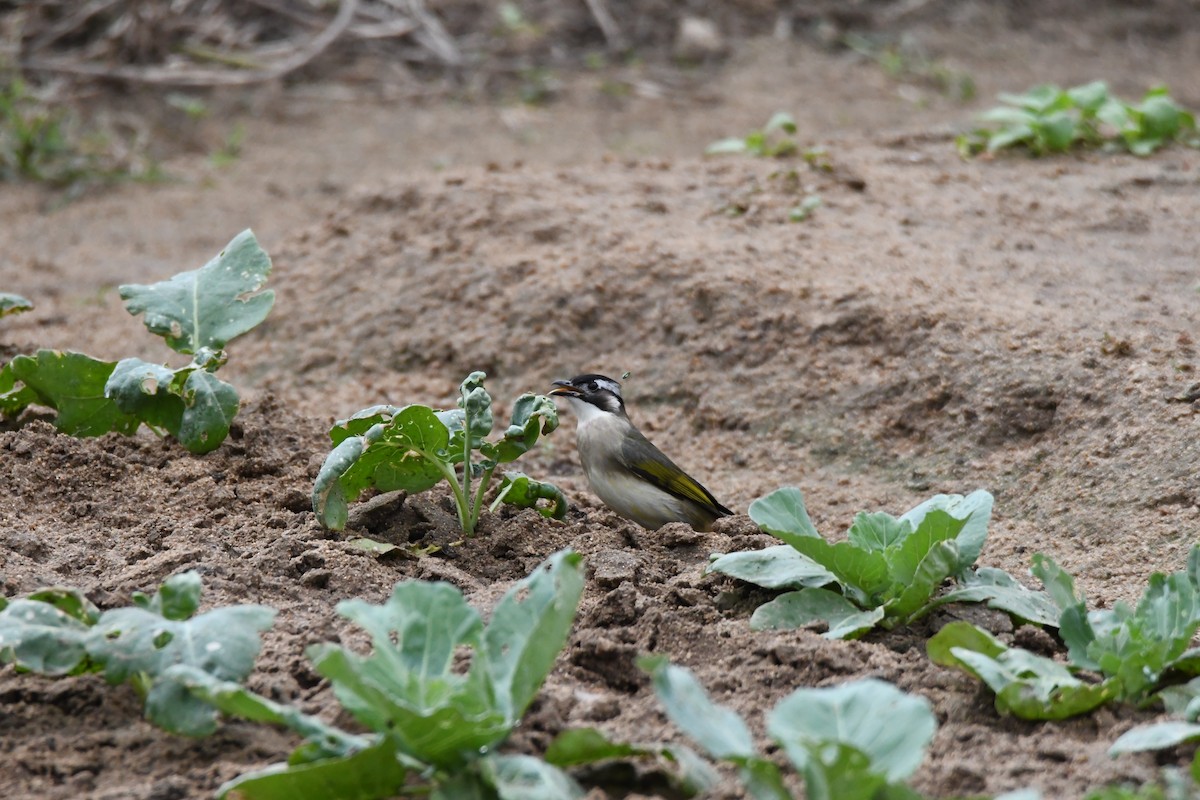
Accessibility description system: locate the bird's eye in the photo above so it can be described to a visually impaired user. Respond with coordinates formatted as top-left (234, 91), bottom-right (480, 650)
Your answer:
top-left (587, 381), bottom-right (598, 392)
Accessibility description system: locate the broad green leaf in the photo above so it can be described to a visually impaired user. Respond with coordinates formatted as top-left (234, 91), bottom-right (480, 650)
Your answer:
top-left (750, 587), bottom-right (885, 640)
top-left (24, 587), bottom-right (100, 625)
top-left (132, 571), bottom-right (202, 621)
top-left (119, 229), bottom-right (274, 354)
top-left (639, 655), bottom-right (757, 759)
top-left (735, 757), bottom-right (794, 800)
top-left (482, 753), bottom-right (584, 800)
top-left (1030, 553), bottom-right (1081, 614)
top-left (928, 622), bottom-right (1115, 720)
top-left (987, 124), bottom-right (1035, 153)
top-left (1110, 721), bottom-right (1200, 755)
top-left (846, 512), bottom-right (909, 552)
top-left (1157, 676), bottom-right (1200, 718)
top-left (307, 642), bottom-right (508, 767)
top-left (496, 472), bottom-right (567, 520)
top-left (790, 742), bottom-right (893, 800)
top-left (105, 357), bottom-right (185, 433)
top-left (312, 435), bottom-right (363, 530)
top-left (4, 350), bottom-right (139, 436)
top-left (329, 405), bottom-right (398, 444)
top-left (898, 490), bottom-right (993, 573)
top-left (479, 549), bottom-right (584, 723)
top-left (884, 511), bottom-right (964, 591)
top-left (177, 369), bottom-right (239, 453)
top-left (769, 678), bottom-right (935, 784)
top-left (706, 545), bottom-right (836, 590)
top-left (0, 293), bottom-right (32, 317)
top-left (784, 537), bottom-right (891, 607)
top-left (936, 567), bottom-right (1060, 626)
top-left (748, 487), bottom-right (820, 540)
top-left (1136, 92), bottom-right (1185, 142)
top-left (0, 598), bottom-right (93, 675)
top-left (544, 728), bottom-right (719, 795)
top-left (1096, 99), bottom-right (1133, 133)
top-left (1037, 111), bottom-right (1078, 152)
top-left (544, 727), bottom-right (646, 766)
top-left (216, 736), bottom-right (407, 800)
top-left (886, 539), bottom-right (960, 622)
top-left (313, 406), bottom-right (450, 530)
top-left (1067, 80), bottom-right (1110, 113)
top-left (0, 361), bottom-right (38, 416)
top-left (334, 581), bottom-right (483, 712)
top-left (88, 585), bottom-right (276, 735)
top-left (162, 664), bottom-right (368, 756)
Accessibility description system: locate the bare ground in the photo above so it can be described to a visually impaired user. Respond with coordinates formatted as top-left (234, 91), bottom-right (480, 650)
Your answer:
top-left (2, 3), bottom-right (1200, 799)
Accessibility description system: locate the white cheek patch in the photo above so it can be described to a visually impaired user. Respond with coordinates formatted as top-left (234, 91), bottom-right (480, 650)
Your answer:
top-left (594, 377), bottom-right (622, 398)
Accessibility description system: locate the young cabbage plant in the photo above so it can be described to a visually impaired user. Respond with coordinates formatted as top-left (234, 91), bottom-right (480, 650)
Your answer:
top-left (706, 112), bottom-right (800, 158)
top-left (708, 488), bottom-right (1057, 639)
top-left (216, 549), bottom-right (590, 800)
top-left (312, 372), bottom-right (565, 536)
top-left (640, 656), bottom-right (938, 800)
top-left (958, 81), bottom-right (1198, 157)
top-left (0, 292), bottom-right (32, 318)
top-left (0, 571), bottom-right (276, 736)
top-left (928, 545), bottom-right (1200, 720)
top-left (0, 230), bottom-right (273, 453)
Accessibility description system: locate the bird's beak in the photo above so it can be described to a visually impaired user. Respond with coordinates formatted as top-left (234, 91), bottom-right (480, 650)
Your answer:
top-left (549, 380), bottom-right (579, 397)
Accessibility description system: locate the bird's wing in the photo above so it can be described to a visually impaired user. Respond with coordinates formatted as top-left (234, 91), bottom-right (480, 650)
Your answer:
top-left (620, 430), bottom-right (733, 516)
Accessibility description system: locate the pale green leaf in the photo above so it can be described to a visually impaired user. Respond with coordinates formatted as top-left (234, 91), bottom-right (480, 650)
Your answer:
top-left (216, 736), bottom-right (407, 800)
top-left (750, 587), bottom-right (884, 639)
top-left (4, 350), bottom-right (139, 436)
top-left (483, 753), bottom-right (584, 800)
top-left (0, 598), bottom-right (92, 675)
top-left (0, 293), bottom-right (32, 317)
top-left (936, 567), bottom-right (1060, 626)
top-left (479, 549), bottom-right (585, 722)
top-left (846, 512), bottom-right (909, 552)
top-left (748, 487), bottom-right (821, 541)
top-left (639, 655), bottom-right (757, 759)
top-left (706, 545), bottom-right (836, 590)
top-left (768, 678), bottom-right (935, 782)
top-left (119, 229), bottom-right (274, 354)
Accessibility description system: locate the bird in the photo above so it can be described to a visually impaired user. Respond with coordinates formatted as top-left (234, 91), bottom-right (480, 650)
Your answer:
top-left (549, 373), bottom-right (733, 531)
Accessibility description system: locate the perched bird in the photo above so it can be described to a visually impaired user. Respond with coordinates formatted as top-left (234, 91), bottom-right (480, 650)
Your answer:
top-left (550, 373), bottom-right (733, 531)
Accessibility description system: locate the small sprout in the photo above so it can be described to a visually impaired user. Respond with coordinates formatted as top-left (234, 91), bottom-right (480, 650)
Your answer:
top-left (706, 112), bottom-right (800, 158)
top-left (788, 194), bottom-right (822, 222)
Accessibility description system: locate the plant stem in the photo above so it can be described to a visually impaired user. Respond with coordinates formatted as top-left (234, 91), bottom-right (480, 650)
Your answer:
top-left (437, 461), bottom-right (473, 535)
top-left (468, 466), bottom-right (494, 532)
top-left (460, 384), bottom-right (474, 534)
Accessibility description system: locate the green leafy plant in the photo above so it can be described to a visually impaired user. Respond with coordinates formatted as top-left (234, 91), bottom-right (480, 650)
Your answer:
top-left (708, 488), bottom-right (1057, 639)
top-left (929, 545), bottom-right (1200, 720)
top-left (843, 33), bottom-right (975, 102)
top-left (959, 81), bottom-right (1198, 157)
top-left (313, 372), bottom-right (564, 535)
top-left (0, 293), bottom-right (32, 318)
top-left (641, 655), bottom-right (937, 800)
top-left (707, 112), bottom-right (800, 158)
top-left (0, 230), bottom-right (273, 453)
top-left (216, 549), bottom-right (589, 800)
top-left (0, 571), bottom-right (276, 736)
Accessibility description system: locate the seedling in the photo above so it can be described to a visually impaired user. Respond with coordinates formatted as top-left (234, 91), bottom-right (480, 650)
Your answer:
top-left (929, 546), bottom-right (1200, 720)
top-left (0, 571), bottom-right (276, 736)
top-left (708, 488), bottom-right (1057, 638)
top-left (0, 293), bottom-right (32, 318)
top-left (641, 656), bottom-right (937, 800)
top-left (959, 81), bottom-right (1198, 157)
top-left (707, 112), bottom-right (800, 158)
top-left (216, 549), bottom-right (589, 799)
top-left (0, 230), bottom-right (273, 453)
top-left (313, 372), bottom-right (565, 536)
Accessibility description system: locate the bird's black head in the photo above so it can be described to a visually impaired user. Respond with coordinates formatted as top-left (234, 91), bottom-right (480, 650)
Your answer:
top-left (549, 373), bottom-right (625, 415)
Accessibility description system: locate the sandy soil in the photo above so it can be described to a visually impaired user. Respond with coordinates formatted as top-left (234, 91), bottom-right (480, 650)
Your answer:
top-left (2, 3), bottom-right (1200, 799)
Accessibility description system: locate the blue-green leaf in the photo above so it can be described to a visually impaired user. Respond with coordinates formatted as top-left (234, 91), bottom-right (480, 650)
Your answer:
top-left (748, 487), bottom-right (820, 540)
top-left (216, 736), bottom-right (407, 800)
top-left (119, 229), bottom-right (274, 354)
top-left (750, 587), bottom-right (884, 640)
top-left (707, 545), bottom-right (836, 590)
top-left (767, 678), bottom-right (936, 783)
top-left (2, 350), bottom-right (139, 436)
